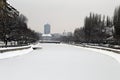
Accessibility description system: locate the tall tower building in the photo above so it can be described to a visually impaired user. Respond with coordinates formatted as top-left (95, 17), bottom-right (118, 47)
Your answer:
top-left (44, 24), bottom-right (51, 34)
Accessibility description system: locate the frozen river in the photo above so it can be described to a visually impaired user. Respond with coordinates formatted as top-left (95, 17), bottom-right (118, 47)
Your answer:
top-left (0, 43), bottom-right (120, 80)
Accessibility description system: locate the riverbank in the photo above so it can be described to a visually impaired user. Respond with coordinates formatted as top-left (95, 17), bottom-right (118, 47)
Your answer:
top-left (70, 43), bottom-right (120, 63)
top-left (0, 45), bottom-right (33, 59)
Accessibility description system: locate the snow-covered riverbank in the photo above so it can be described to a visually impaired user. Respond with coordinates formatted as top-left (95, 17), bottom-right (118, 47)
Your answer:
top-left (0, 46), bottom-right (33, 59)
top-left (72, 44), bottom-right (120, 63)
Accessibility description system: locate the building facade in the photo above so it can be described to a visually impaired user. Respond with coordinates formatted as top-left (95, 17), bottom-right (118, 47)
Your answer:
top-left (42, 23), bottom-right (52, 41)
top-left (44, 24), bottom-right (51, 34)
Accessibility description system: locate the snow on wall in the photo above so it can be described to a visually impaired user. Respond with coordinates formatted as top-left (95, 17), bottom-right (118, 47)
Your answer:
top-left (0, 46), bottom-right (33, 59)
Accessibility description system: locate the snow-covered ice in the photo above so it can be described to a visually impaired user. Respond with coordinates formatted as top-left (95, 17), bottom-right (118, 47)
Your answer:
top-left (0, 43), bottom-right (119, 80)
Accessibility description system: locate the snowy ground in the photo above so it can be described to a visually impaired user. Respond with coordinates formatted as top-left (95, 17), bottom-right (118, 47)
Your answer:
top-left (0, 43), bottom-right (120, 80)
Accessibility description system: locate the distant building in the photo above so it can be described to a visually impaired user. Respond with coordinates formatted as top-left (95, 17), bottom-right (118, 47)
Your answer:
top-left (44, 24), bottom-right (51, 34)
top-left (63, 30), bottom-right (67, 36)
top-left (52, 33), bottom-right (62, 40)
top-left (42, 34), bottom-right (52, 40)
top-left (42, 23), bottom-right (52, 41)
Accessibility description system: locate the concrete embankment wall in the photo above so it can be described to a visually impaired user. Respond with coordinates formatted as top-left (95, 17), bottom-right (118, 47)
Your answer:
top-left (0, 46), bottom-right (32, 53)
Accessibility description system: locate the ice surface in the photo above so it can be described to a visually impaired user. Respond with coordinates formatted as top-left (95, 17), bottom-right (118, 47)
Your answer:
top-left (0, 43), bottom-right (119, 80)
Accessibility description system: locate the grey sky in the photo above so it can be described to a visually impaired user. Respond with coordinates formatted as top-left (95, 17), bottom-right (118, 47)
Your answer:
top-left (9, 0), bottom-right (118, 33)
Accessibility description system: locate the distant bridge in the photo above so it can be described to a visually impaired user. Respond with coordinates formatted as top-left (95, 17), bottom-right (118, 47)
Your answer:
top-left (40, 40), bottom-right (61, 44)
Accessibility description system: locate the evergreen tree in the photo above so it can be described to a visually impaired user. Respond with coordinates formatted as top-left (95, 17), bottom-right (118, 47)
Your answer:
top-left (113, 6), bottom-right (120, 39)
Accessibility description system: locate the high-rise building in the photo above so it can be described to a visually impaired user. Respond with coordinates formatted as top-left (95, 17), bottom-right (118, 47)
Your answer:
top-left (44, 24), bottom-right (51, 34)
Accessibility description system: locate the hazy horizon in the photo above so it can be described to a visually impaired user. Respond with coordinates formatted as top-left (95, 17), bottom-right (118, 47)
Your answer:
top-left (9, 0), bottom-right (119, 33)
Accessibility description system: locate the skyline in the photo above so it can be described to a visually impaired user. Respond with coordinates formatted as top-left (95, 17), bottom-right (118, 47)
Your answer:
top-left (9, 0), bottom-right (119, 33)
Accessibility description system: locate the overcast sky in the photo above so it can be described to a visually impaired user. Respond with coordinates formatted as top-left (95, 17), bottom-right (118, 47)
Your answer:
top-left (9, 0), bottom-right (119, 33)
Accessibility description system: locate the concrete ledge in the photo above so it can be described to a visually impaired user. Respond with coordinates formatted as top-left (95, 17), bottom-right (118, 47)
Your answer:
top-left (85, 45), bottom-right (120, 53)
top-left (0, 46), bottom-right (31, 53)
top-left (74, 44), bottom-right (120, 54)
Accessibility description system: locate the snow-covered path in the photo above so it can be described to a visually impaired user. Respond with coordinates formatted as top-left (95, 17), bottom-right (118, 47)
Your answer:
top-left (0, 43), bottom-right (120, 80)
